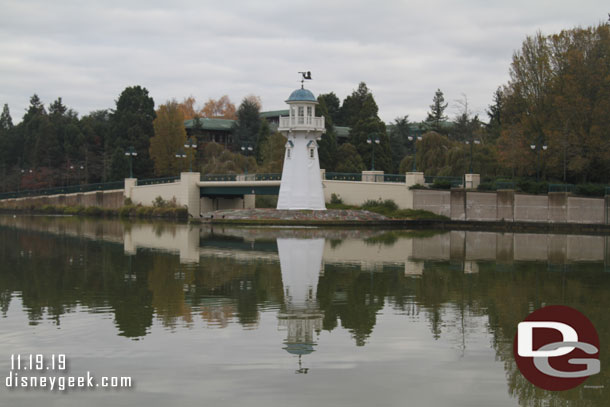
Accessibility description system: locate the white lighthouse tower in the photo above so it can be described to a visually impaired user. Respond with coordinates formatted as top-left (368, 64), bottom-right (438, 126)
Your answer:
top-left (276, 80), bottom-right (326, 210)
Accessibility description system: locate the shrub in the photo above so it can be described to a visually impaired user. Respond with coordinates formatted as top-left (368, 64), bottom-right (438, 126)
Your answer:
top-left (477, 182), bottom-right (495, 191)
top-left (330, 193), bottom-right (343, 205)
top-left (408, 184), bottom-right (428, 190)
top-left (124, 197), bottom-right (133, 206)
top-left (255, 195), bottom-right (278, 208)
top-left (152, 196), bottom-right (178, 208)
top-left (135, 206), bottom-right (149, 217)
top-left (64, 206), bottom-right (85, 215)
top-left (153, 196), bottom-right (167, 208)
top-left (84, 206), bottom-right (103, 216)
top-left (517, 179), bottom-right (548, 195)
top-left (40, 205), bottom-right (57, 214)
top-left (361, 199), bottom-right (399, 216)
top-left (574, 184), bottom-right (605, 197)
top-left (362, 199), bottom-right (398, 211)
top-left (119, 205), bottom-right (136, 217)
top-left (174, 207), bottom-right (189, 220)
top-left (431, 179), bottom-right (452, 190)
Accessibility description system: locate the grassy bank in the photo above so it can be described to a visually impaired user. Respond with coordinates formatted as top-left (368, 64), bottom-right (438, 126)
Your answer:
top-left (0, 204), bottom-right (188, 220)
top-left (327, 197), bottom-right (449, 220)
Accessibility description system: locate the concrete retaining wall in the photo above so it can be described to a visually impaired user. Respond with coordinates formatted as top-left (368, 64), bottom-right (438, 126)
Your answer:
top-left (323, 180), bottom-right (413, 208)
top-left (514, 194), bottom-right (548, 222)
top-left (129, 182), bottom-right (183, 207)
top-left (409, 188), bottom-right (608, 225)
top-left (568, 197), bottom-right (605, 224)
top-left (466, 192), bottom-right (497, 221)
top-left (413, 190), bottom-right (450, 217)
top-left (0, 190), bottom-right (124, 210)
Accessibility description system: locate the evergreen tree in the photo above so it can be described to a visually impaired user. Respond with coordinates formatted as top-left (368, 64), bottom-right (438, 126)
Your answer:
top-left (317, 92), bottom-right (341, 125)
top-left (255, 119), bottom-right (271, 164)
top-left (338, 82), bottom-right (391, 172)
top-left (338, 82), bottom-right (379, 127)
top-left (486, 87), bottom-right (503, 141)
top-left (349, 117), bottom-right (391, 172)
top-left (426, 89), bottom-right (448, 133)
top-left (80, 110), bottom-right (111, 183)
top-left (0, 104), bottom-right (13, 131)
top-left (0, 104), bottom-right (13, 190)
top-left (316, 96), bottom-right (338, 171)
top-left (335, 143), bottom-right (365, 173)
top-left (110, 86), bottom-right (156, 179)
top-left (232, 98), bottom-right (261, 149)
top-left (388, 116), bottom-right (410, 173)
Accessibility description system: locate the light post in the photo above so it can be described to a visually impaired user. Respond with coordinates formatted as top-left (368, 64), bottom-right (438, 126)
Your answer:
top-left (184, 137), bottom-right (198, 172)
top-left (366, 135), bottom-right (380, 171)
top-left (241, 144), bottom-right (253, 175)
top-left (125, 146), bottom-right (138, 178)
top-left (175, 148), bottom-right (187, 172)
top-left (465, 139), bottom-right (480, 173)
top-left (407, 134), bottom-right (423, 172)
top-left (530, 142), bottom-right (547, 182)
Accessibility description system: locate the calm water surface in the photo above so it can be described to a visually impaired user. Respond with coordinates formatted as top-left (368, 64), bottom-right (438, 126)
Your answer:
top-left (0, 215), bottom-right (609, 406)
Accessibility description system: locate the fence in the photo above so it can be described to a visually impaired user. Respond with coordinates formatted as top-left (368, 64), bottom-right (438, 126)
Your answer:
top-left (137, 176), bottom-right (180, 186)
top-left (325, 172), bottom-right (362, 181)
top-left (424, 176), bottom-right (463, 187)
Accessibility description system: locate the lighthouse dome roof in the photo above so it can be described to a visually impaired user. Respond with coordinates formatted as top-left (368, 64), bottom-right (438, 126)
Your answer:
top-left (287, 88), bottom-right (317, 103)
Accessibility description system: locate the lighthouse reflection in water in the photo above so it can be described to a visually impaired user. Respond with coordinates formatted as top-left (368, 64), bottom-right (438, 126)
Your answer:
top-left (276, 238), bottom-right (325, 374)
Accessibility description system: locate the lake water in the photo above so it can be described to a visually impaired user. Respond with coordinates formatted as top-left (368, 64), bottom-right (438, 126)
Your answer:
top-left (0, 215), bottom-right (608, 406)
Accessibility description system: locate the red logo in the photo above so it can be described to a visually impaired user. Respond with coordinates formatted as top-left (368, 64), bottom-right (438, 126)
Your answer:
top-left (513, 305), bottom-right (600, 391)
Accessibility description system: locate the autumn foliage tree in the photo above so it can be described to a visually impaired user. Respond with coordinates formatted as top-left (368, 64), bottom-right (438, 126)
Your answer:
top-left (150, 100), bottom-right (188, 176)
top-left (201, 95), bottom-right (237, 119)
top-left (498, 24), bottom-right (610, 183)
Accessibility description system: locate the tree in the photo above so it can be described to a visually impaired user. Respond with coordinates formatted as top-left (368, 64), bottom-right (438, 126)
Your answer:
top-left (232, 98), bottom-right (261, 149)
top-left (79, 110), bottom-right (111, 183)
top-left (486, 87), bottom-right (503, 141)
top-left (316, 96), bottom-right (338, 171)
top-left (244, 95), bottom-right (262, 110)
top-left (201, 95), bottom-right (237, 119)
top-left (259, 132), bottom-right (285, 173)
top-left (336, 82), bottom-right (391, 171)
top-left (338, 82), bottom-right (379, 127)
top-left (255, 119), bottom-right (271, 164)
top-left (0, 104), bottom-right (13, 131)
top-left (335, 143), bottom-right (364, 173)
top-left (426, 89), bottom-right (448, 133)
top-left (388, 116), bottom-right (410, 173)
top-left (317, 92), bottom-right (341, 125)
top-left (150, 100), bottom-right (188, 176)
top-left (177, 96), bottom-right (199, 120)
top-left (499, 24), bottom-right (610, 182)
top-left (0, 104), bottom-right (13, 190)
top-left (110, 86), bottom-right (156, 179)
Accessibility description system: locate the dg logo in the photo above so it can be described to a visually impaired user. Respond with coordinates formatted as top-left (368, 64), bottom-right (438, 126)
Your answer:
top-left (513, 305), bottom-right (600, 391)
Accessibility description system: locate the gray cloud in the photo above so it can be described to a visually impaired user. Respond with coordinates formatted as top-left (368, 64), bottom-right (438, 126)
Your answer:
top-left (0, 0), bottom-right (607, 123)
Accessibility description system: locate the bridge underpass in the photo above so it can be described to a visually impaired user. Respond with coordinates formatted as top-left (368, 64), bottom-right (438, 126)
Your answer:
top-left (197, 180), bottom-right (281, 212)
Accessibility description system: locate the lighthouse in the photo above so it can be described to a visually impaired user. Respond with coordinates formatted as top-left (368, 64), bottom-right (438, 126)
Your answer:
top-left (276, 80), bottom-right (326, 210)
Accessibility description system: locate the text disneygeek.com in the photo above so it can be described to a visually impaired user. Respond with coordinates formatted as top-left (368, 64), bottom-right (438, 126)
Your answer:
top-left (4, 354), bottom-right (132, 391)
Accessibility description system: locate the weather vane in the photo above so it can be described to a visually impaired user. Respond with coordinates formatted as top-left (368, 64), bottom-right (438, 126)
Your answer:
top-left (298, 71), bottom-right (312, 89)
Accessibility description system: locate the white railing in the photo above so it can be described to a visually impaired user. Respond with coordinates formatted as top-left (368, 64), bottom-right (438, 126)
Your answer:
top-left (279, 116), bottom-right (324, 129)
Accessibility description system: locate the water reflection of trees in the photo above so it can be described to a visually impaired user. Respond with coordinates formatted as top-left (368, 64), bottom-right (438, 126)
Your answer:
top-left (1, 225), bottom-right (610, 406)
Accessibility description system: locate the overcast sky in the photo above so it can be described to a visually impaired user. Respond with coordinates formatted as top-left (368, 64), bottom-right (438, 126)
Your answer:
top-left (0, 0), bottom-right (607, 124)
